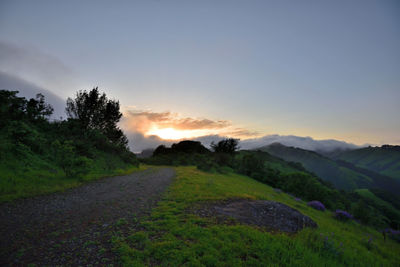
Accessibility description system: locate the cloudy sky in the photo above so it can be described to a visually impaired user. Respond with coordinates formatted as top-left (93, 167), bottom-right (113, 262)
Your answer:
top-left (1, 0), bottom-right (399, 151)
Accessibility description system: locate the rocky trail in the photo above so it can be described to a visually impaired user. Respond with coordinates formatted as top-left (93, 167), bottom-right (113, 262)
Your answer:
top-left (0, 167), bottom-right (175, 266)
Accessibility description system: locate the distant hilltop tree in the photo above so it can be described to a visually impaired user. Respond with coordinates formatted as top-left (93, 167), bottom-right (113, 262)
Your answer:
top-left (66, 87), bottom-right (128, 147)
top-left (211, 138), bottom-right (240, 154)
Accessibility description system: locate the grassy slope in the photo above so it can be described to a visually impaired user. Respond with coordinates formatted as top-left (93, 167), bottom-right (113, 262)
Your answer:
top-left (237, 150), bottom-right (306, 176)
top-left (114, 167), bottom-right (400, 266)
top-left (356, 189), bottom-right (400, 217)
top-left (337, 147), bottom-right (400, 180)
top-left (0, 152), bottom-right (144, 202)
top-left (259, 144), bottom-right (371, 191)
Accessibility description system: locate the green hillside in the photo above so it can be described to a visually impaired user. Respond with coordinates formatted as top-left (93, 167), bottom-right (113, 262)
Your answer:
top-left (356, 189), bottom-right (396, 209)
top-left (258, 143), bottom-right (370, 191)
top-left (113, 167), bottom-right (400, 266)
top-left (335, 145), bottom-right (400, 180)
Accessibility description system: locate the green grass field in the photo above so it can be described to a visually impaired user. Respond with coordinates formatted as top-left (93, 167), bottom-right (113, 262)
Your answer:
top-left (114, 167), bottom-right (400, 266)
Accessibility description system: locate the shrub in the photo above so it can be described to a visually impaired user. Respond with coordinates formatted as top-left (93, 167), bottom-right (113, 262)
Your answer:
top-left (308, 200), bottom-right (326, 211)
top-left (335, 210), bottom-right (353, 221)
top-left (52, 140), bottom-right (90, 178)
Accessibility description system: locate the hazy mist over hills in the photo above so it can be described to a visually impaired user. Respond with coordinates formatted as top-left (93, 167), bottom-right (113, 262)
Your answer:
top-left (240, 134), bottom-right (361, 153)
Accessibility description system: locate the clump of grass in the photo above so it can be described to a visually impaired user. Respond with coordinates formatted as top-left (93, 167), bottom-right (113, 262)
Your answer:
top-left (116, 218), bottom-right (128, 226)
top-left (320, 232), bottom-right (344, 259)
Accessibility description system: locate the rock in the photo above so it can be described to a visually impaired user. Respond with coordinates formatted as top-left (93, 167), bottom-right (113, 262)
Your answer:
top-left (193, 199), bottom-right (317, 233)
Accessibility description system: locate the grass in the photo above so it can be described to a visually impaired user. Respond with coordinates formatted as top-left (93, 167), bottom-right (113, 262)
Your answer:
top-left (114, 166), bottom-right (400, 266)
top-left (0, 153), bottom-right (147, 203)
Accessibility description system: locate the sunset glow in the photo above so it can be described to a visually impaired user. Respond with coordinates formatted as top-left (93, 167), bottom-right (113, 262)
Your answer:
top-left (146, 127), bottom-right (211, 140)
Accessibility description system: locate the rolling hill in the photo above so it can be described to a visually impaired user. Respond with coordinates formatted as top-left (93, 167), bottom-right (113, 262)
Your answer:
top-left (257, 143), bottom-right (400, 195)
top-left (334, 145), bottom-right (400, 180)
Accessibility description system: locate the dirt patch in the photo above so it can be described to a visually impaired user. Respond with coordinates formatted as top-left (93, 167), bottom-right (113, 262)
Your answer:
top-left (0, 167), bottom-right (175, 266)
top-left (193, 199), bottom-right (317, 233)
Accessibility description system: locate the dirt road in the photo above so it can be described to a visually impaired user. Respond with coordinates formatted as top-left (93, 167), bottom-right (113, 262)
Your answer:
top-left (0, 167), bottom-right (175, 266)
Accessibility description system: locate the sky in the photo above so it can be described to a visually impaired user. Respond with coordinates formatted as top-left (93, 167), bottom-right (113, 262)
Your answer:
top-left (0, 0), bottom-right (399, 151)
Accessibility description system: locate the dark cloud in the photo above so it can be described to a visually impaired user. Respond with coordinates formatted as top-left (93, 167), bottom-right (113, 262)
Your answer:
top-left (0, 41), bottom-right (77, 95)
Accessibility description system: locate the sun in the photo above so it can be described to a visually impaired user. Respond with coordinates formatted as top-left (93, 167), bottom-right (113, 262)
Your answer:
top-left (147, 128), bottom-right (188, 140)
top-left (146, 126), bottom-right (211, 140)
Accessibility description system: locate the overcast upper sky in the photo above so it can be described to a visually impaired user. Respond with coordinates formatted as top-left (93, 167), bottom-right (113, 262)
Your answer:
top-left (1, 0), bottom-right (399, 149)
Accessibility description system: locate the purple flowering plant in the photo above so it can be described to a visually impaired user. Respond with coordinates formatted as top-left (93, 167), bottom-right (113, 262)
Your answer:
top-left (384, 228), bottom-right (400, 243)
top-left (307, 200), bottom-right (326, 211)
top-left (335, 210), bottom-right (353, 221)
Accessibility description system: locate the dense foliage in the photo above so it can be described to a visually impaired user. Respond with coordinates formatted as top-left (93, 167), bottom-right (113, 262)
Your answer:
top-left (0, 89), bottom-right (138, 201)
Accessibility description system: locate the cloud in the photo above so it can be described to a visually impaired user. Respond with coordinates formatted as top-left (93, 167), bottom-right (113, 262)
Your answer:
top-left (122, 110), bottom-right (231, 132)
top-left (240, 134), bottom-right (361, 153)
top-left (120, 109), bottom-right (260, 152)
top-left (120, 110), bottom-right (360, 154)
top-left (0, 41), bottom-right (78, 96)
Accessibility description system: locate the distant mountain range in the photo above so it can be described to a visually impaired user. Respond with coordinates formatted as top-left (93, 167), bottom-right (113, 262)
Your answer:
top-left (257, 143), bottom-right (400, 195)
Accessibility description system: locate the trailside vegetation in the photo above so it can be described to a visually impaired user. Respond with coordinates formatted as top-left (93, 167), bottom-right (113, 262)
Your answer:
top-left (0, 89), bottom-right (139, 202)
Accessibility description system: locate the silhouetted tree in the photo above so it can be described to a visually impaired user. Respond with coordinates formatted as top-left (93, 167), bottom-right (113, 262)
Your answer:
top-left (211, 138), bottom-right (239, 154)
top-left (66, 87), bottom-right (127, 147)
top-left (0, 90), bottom-right (53, 125)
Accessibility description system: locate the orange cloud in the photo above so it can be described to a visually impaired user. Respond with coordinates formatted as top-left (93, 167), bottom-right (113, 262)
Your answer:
top-left (120, 110), bottom-right (259, 140)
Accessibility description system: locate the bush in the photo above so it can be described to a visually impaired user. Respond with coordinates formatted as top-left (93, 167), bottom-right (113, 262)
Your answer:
top-left (308, 200), bottom-right (326, 211)
top-left (52, 140), bottom-right (90, 178)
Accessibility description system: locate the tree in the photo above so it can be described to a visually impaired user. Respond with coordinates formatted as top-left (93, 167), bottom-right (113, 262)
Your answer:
top-left (0, 90), bottom-right (53, 126)
top-left (26, 93), bottom-right (54, 120)
top-left (211, 138), bottom-right (240, 154)
top-left (65, 87), bottom-right (127, 147)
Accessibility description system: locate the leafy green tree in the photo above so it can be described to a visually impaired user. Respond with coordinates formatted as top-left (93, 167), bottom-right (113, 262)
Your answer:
top-left (65, 87), bottom-right (127, 147)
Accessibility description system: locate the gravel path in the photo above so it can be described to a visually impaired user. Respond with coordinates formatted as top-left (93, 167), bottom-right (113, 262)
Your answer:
top-left (0, 167), bottom-right (175, 266)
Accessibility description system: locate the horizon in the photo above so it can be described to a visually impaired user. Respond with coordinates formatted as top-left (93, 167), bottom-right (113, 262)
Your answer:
top-left (1, 0), bottom-right (399, 149)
